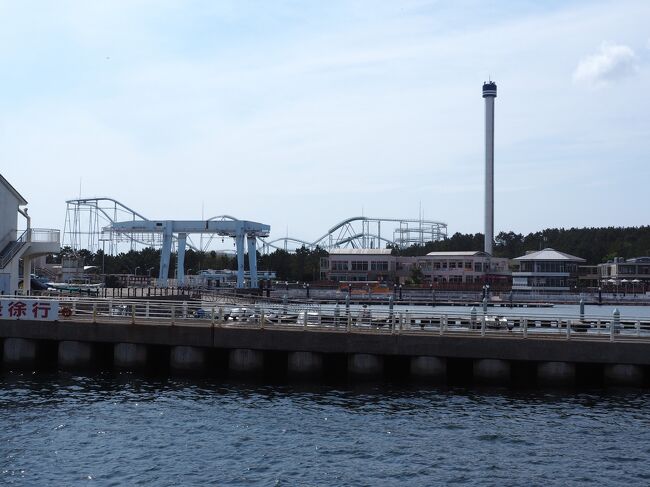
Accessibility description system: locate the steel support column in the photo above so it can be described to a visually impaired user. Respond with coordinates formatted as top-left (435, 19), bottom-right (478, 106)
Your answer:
top-left (177, 232), bottom-right (187, 286)
top-left (158, 222), bottom-right (173, 287)
top-left (236, 232), bottom-right (245, 288)
top-left (247, 235), bottom-right (258, 289)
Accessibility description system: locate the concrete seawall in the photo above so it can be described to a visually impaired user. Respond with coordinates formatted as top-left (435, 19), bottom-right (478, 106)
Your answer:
top-left (1, 319), bottom-right (649, 387)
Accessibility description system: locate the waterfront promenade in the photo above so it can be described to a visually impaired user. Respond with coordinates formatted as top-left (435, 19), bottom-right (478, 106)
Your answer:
top-left (2, 296), bottom-right (650, 387)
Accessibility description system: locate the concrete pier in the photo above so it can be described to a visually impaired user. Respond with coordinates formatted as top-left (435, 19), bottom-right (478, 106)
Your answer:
top-left (114, 343), bottom-right (148, 369)
top-left (474, 358), bottom-right (511, 384)
top-left (170, 346), bottom-right (207, 371)
top-left (410, 356), bottom-right (446, 381)
top-left (348, 353), bottom-right (383, 377)
top-left (229, 349), bottom-right (264, 374)
top-left (287, 351), bottom-right (323, 377)
top-left (537, 361), bottom-right (576, 386)
top-left (604, 364), bottom-right (644, 387)
top-left (3, 338), bottom-right (37, 366)
top-left (58, 341), bottom-right (94, 369)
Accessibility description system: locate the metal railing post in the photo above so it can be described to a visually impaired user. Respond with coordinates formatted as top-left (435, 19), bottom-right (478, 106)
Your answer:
top-left (611, 308), bottom-right (620, 342)
top-left (171, 305), bottom-right (175, 326)
top-left (92, 303), bottom-right (97, 323)
top-left (218, 307), bottom-right (224, 326)
top-left (211, 307), bottom-right (216, 327)
top-left (566, 319), bottom-right (571, 340)
top-left (523, 318), bottom-right (528, 338)
top-left (636, 320), bottom-right (641, 337)
top-left (131, 304), bottom-right (136, 325)
top-left (481, 315), bottom-right (486, 336)
top-left (260, 311), bottom-right (265, 329)
top-left (145, 302), bottom-right (150, 318)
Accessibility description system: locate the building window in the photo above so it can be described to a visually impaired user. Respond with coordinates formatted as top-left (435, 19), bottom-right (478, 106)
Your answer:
top-left (351, 261), bottom-right (368, 271)
top-left (465, 261), bottom-right (472, 270)
top-left (332, 261), bottom-right (348, 271)
top-left (434, 262), bottom-right (441, 269)
top-left (474, 263), bottom-right (482, 272)
top-left (371, 261), bottom-right (389, 271)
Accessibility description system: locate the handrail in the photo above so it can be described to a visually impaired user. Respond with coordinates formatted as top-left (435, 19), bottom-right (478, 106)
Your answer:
top-left (29, 228), bottom-right (60, 243)
top-left (4, 295), bottom-right (649, 342)
top-left (0, 229), bottom-right (28, 268)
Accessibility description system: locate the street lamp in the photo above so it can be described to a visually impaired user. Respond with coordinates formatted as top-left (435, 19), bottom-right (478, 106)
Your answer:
top-left (148, 267), bottom-right (154, 277)
top-left (134, 266), bottom-right (140, 276)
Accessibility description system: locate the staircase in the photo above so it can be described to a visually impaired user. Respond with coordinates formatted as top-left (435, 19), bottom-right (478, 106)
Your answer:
top-left (0, 230), bottom-right (28, 269)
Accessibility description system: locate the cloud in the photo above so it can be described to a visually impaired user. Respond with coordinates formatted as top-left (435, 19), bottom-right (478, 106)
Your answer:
top-left (572, 42), bottom-right (639, 87)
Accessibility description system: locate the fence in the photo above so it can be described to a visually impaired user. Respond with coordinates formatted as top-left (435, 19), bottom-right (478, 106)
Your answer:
top-left (3, 295), bottom-right (646, 343)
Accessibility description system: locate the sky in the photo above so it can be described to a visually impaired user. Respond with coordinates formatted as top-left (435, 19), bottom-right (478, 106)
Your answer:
top-left (1, 0), bottom-right (649, 250)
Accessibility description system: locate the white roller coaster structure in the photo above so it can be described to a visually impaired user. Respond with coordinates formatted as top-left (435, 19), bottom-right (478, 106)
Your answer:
top-left (63, 197), bottom-right (447, 254)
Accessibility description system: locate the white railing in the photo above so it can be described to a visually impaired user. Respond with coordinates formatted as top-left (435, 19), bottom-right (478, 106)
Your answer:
top-left (29, 228), bottom-right (60, 243)
top-left (4, 296), bottom-right (644, 343)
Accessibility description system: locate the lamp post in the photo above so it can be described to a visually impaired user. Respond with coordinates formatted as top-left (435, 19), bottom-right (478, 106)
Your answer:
top-left (134, 266), bottom-right (140, 276)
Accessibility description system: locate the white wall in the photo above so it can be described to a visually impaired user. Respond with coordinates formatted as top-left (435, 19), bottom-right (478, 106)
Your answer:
top-left (0, 185), bottom-right (21, 250)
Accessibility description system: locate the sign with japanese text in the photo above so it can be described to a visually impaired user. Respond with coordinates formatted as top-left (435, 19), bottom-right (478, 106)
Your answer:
top-left (0, 299), bottom-right (60, 321)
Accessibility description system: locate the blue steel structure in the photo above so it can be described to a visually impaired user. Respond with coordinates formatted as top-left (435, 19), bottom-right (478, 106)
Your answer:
top-left (109, 220), bottom-right (270, 288)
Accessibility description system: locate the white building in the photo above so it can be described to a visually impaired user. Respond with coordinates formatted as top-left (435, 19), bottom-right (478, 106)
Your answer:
top-left (320, 249), bottom-right (511, 287)
top-left (512, 248), bottom-right (585, 293)
top-left (415, 251), bottom-right (510, 286)
top-left (0, 174), bottom-right (60, 295)
top-left (319, 249), bottom-right (396, 282)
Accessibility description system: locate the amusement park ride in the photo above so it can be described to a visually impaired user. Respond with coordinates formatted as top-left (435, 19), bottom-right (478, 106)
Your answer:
top-left (63, 197), bottom-right (448, 287)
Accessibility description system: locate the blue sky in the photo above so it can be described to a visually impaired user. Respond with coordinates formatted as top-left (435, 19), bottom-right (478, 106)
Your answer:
top-left (1, 0), bottom-right (649, 248)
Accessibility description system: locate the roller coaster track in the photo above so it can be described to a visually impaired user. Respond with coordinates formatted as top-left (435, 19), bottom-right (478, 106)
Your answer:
top-left (64, 198), bottom-right (447, 254)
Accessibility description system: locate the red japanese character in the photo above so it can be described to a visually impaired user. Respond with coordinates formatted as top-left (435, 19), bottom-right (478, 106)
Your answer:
top-left (32, 302), bottom-right (52, 319)
top-left (8, 301), bottom-right (27, 318)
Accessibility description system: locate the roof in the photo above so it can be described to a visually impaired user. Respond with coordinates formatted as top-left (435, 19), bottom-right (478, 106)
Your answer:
top-left (514, 248), bottom-right (585, 262)
top-left (328, 248), bottom-right (393, 255)
top-left (426, 251), bottom-right (488, 257)
top-left (0, 174), bottom-right (28, 206)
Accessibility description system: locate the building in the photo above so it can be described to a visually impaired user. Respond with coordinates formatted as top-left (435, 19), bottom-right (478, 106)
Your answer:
top-left (319, 249), bottom-right (397, 282)
top-left (320, 249), bottom-right (510, 288)
top-left (195, 269), bottom-right (277, 288)
top-left (512, 248), bottom-right (585, 293)
top-left (598, 257), bottom-right (650, 294)
top-left (577, 265), bottom-right (599, 289)
top-left (0, 174), bottom-right (60, 295)
top-left (414, 251), bottom-right (510, 288)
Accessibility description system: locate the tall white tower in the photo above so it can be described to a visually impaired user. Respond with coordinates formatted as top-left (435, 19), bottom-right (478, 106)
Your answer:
top-left (482, 81), bottom-right (497, 255)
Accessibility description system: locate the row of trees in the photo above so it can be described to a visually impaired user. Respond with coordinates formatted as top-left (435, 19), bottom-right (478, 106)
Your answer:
top-left (396, 227), bottom-right (650, 264)
top-left (52, 246), bottom-right (327, 282)
top-left (51, 226), bottom-right (650, 282)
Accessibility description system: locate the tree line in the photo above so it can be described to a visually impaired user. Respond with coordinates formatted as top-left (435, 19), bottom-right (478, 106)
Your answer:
top-left (396, 226), bottom-right (650, 264)
top-left (51, 246), bottom-right (327, 282)
top-left (51, 226), bottom-right (650, 282)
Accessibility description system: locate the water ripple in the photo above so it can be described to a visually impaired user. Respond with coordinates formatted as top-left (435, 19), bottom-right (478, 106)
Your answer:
top-left (2, 372), bottom-right (650, 485)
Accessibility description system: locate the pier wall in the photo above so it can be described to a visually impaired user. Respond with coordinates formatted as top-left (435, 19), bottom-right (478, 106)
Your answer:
top-left (1, 319), bottom-right (649, 387)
